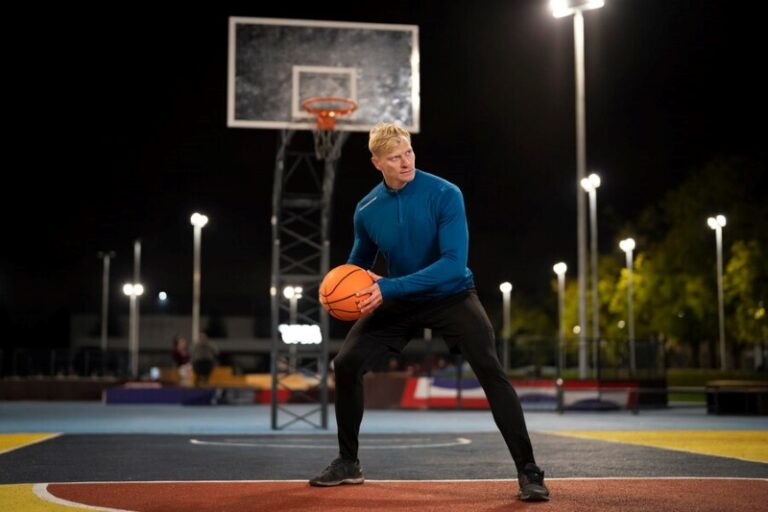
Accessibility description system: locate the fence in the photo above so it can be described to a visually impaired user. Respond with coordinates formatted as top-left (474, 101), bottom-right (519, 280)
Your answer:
top-left (0, 347), bottom-right (270, 380)
top-left (0, 337), bottom-right (739, 382)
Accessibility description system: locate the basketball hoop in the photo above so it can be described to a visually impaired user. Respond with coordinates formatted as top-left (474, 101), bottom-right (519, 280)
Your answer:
top-left (301, 96), bottom-right (357, 160)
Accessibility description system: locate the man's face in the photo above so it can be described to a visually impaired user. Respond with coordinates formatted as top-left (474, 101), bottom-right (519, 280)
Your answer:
top-left (372, 138), bottom-right (416, 190)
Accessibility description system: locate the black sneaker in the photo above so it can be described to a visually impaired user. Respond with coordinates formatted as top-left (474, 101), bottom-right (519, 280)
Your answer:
top-left (309, 457), bottom-right (364, 487)
top-left (518, 463), bottom-right (550, 501)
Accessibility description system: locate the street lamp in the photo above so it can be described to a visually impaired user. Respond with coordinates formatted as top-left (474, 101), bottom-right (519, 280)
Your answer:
top-left (581, 172), bottom-right (601, 375)
top-left (190, 212), bottom-right (209, 346)
top-left (283, 285), bottom-right (303, 372)
top-left (553, 263), bottom-right (567, 375)
top-left (550, 0), bottom-right (606, 379)
top-left (707, 214), bottom-right (727, 370)
top-left (283, 285), bottom-right (303, 323)
top-left (499, 282), bottom-right (513, 371)
top-left (97, 251), bottom-right (115, 353)
top-left (123, 282), bottom-right (144, 378)
top-left (619, 238), bottom-right (636, 372)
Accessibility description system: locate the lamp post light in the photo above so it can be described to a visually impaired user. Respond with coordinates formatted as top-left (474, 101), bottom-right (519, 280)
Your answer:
top-left (619, 238), bottom-right (636, 372)
top-left (707, 214), bottom-right (727, 370)
top-left (97, 251), bottom-right (115, 353)
top-left (550, 0), bottom-right (605, 379)
top-left (499, 282), bottom-right (513, 371)
top-left (190, 213), bottom-right (209, 346)
top-left (123, 282), bottom-right (144, 378)
top-left (283, 285), bottom-right (303, 373)
top-left (553, 263), bottom-right (568, 375)
top-left (580, 172), bottom-right (601, 376)
top-left (283, 286), bottom-right (303, 324)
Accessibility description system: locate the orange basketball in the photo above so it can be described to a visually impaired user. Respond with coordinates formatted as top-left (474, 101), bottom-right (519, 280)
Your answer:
top-left (319, 264), bottom-right (375, 321)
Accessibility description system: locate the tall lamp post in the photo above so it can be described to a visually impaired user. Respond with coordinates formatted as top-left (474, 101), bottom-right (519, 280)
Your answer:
top-left (707, 214), bottom-right (727, 370)
top-left (619, 238), bottom-right (636, 372)
top-left (97, 251), bottom-right (115, 353)
top-left (553, 263), bottom-right (568, 375)
top-left (580, 172), bottom-right (601, 375)
top-left (132, 239), bottom-right (141, 363)
top-left (283, 285), bottom-right (303, 373)
top-left (191, 213), bottom-right (209, 345)
top-left (123, 282), bottom-right (144, 378)
top-left (499, 282), bottom-right (513, 371)
top-left (550, 0), bottom-right (605, 379)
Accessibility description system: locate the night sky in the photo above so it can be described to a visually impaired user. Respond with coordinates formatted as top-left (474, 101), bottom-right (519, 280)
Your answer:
top-left (4, 1), bottom-right (765, 345)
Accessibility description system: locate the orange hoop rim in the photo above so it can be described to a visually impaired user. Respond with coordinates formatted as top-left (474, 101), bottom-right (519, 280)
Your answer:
top-left (301, 96), bottom-right (358, 130)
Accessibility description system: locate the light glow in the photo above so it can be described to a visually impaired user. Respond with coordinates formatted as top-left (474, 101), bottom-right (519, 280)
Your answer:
top-left (190, 212), bottom-right (209, 227)
top-left (279, 324), bottom-right (323, 345)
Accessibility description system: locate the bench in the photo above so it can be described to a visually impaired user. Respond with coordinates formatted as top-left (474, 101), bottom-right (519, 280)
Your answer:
top-left (706, 380), bottom-right (768, 415)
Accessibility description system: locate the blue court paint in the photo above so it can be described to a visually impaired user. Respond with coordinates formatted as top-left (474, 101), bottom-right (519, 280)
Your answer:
top-left (1, 402), bottom-right (767, 435)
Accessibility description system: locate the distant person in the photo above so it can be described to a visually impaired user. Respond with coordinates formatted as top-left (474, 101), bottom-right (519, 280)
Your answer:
top-left (191, 333), bottom-right (219, 387)
top-left (171, 335), bottom-right (192, 386)
top-left (171, 335), bottom-right (190, 367)
top-left (308, 123), bottom-right (549, 501)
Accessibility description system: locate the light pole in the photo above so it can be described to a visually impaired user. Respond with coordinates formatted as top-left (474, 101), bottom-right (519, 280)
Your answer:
top-left (499, 282), bottom-right (513, 371)
top-left (707, 214), bottom-right (727, 370)
top-left (581, 172), bottom-right (601, 375)
top-left (283, 285), bottom-right (303, 373)
top-left (190, 213), bottom-right (209, 346)
top-left (553, 263), bottom-right (567, 375)
top-left (97, 251), bottom-right (115, 353)
top-left (123, 282), bottom-right (144, 378)
top-left (619, 238), bottom-right (636, 372)
top-left (550, 0), bottom-right (605, 379)
top-left (132, 240), bottom-right (141, 370)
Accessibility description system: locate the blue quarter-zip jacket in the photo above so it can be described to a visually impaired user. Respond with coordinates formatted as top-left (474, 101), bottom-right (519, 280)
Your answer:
top-left (347, 170), bottom-right (475, 300)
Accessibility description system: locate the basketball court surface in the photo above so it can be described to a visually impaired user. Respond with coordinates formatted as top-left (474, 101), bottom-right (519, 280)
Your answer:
top-left (1, 402), bottom-right (766, 511)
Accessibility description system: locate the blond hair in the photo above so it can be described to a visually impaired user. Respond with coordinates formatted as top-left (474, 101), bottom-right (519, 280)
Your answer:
top-left (368, 122), bottom-right (411, 156)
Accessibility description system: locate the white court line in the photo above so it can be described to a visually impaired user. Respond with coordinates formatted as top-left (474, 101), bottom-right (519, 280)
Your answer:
top-left (33, 483), bottom-right (135, 512)
top-left (37, 477), bottom-right (768, 485)
top-left (189, 437), bottom-right (472, 449)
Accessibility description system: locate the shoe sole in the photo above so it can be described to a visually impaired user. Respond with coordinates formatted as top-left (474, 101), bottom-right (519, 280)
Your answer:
top-left (519, 491), bottom-right (550, 502)
top-left (309, 477), bottom-right (365, 487)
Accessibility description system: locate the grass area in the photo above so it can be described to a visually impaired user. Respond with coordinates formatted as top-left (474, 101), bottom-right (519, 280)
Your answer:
top-left (666, 368), bottom-right (768, 386)
top-left (667, 369), bottom-right (767, 402)
top-left (669, 393), bottom-right (706, 403)
top-left (501, 368), bottom-right (767, 403)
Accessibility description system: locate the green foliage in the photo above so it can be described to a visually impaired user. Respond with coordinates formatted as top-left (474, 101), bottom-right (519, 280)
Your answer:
top-left (724, 240), bottom-right (768, 345)
top-left (529, 156), bottom-right (766, 369)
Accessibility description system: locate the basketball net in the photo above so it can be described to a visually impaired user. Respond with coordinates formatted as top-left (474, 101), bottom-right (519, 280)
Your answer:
top-left (301, 97), bottom-right (357, 161)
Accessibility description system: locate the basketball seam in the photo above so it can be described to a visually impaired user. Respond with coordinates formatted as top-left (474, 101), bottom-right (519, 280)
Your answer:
top-left (328, 305), bottom-right (365, 320)
top-left (321, 291), bottom-right (370, 306)
top-left (320, 268), bottom-right (367, 297)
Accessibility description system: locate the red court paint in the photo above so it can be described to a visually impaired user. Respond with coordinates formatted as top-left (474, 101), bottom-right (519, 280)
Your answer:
top-left (44, 478), bottom-right (768, 512)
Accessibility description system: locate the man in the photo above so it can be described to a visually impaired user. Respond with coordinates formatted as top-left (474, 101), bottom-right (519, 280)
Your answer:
top-left (309, 123), bottom-right (549, 501)
top-left (191, 332), bottom-right (218, 387)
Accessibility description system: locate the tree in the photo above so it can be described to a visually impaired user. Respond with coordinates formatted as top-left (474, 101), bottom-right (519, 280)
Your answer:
top-left (724, 240), bottom-right (768, 353)
top-left (612, 156), bottom-right (765, 367)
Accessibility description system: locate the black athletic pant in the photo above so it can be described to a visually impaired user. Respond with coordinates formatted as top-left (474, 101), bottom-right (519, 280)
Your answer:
top-left (332, 288), bottom-right (536, 472)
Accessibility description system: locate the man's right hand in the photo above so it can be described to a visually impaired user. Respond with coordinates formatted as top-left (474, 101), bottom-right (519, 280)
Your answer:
top-left (357, 270), bottom-right (383, 314)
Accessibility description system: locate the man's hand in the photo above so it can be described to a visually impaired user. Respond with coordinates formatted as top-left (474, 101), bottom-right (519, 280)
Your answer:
top-left (357, 270), bottom-right (383, 314)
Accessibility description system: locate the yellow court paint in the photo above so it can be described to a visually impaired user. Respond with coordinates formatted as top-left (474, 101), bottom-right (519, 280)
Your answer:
top-left (0, 484), bottom-right (89, 511)
top-left (0, 433), bottom-right (60, 455)
top-left (549, 430), bottom-right (768, 463)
